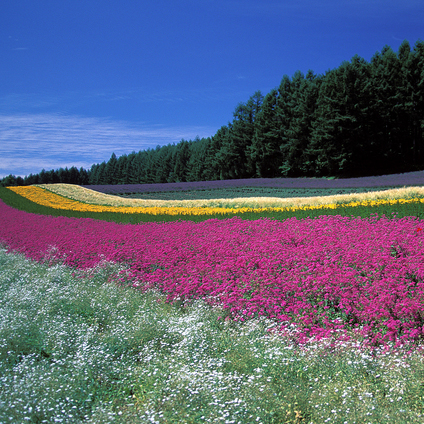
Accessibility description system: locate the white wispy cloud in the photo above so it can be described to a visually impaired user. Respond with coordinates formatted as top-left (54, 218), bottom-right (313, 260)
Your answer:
top-left (0, 114), bottom-right (216, 178)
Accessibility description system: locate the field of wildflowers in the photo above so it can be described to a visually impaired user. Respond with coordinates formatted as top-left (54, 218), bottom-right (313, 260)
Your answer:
top-left (1, 180), bottom-right (424, 422)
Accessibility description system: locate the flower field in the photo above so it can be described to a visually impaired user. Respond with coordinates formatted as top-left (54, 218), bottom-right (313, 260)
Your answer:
top-left (2, 249), bottom-right (424, 423)
top-left (2, 181), bottom-right (424, 422)
top-left (1, 186), bottom-right (424, 347)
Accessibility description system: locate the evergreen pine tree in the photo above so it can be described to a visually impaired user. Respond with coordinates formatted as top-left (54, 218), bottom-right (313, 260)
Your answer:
top-left (250, 88), bottom-right (283, 177)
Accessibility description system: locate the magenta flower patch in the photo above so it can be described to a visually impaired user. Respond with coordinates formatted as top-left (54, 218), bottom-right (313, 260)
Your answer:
top-left (1, 199), bottom-right (423, 347)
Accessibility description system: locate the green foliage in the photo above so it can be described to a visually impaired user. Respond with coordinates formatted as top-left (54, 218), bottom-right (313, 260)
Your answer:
top-left (251, 88), bottom-right (285, 177)
top-left (0, 166), bottom-right (89, 187)
top-left (172, 139), bottom-right (191, 182)
top-left (280, 70), bottom-right (322, 177)
top-left (310, 56), bottom-right (372, 176)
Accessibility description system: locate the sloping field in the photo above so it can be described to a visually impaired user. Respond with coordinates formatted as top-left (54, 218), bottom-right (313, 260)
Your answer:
top-left (37, 183), bottom-right (424, 210)
top-left (2, 176), bottom-right (424, 422)
top-left (4, 183), bottom-right (424, 223)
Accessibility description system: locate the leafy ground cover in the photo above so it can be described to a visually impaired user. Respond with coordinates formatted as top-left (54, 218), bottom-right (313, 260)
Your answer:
top-left (1, 248), bottom-right (424, 423)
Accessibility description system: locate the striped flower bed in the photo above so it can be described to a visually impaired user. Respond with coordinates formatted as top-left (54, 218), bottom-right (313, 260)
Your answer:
top-left (8, 185), bottom-right (424, 217)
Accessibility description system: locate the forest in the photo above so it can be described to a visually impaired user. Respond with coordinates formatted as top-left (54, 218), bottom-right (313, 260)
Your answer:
top-left (2, 40), bottom-right (423, 187)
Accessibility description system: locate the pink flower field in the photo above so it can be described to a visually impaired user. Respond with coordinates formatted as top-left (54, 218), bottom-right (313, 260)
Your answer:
top-left (1, 199), bottom-right (424, 347)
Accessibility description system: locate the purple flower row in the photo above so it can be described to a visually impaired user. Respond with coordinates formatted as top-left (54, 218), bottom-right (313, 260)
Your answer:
top-left (85, 170), bottom-right (424, 193)
top-left (1, 199), bottom-right (423, 346)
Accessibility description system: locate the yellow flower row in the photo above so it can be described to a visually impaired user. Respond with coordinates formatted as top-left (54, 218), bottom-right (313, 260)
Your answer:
top-left (8, 185), bottom-right (424, 216)
top-left (8, 186), bottom-right (260, 215)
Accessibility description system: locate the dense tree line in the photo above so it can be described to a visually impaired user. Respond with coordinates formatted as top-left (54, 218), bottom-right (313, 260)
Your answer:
top-left (1, 166), bottom-right (89, 187)
top-left (2, 40), bottom-right (423, 187)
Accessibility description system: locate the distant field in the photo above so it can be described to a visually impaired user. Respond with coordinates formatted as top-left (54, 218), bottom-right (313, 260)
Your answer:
top-left (116, 186), bottom-right (403, 201)
top-left (84, 170), bottom-right (424, 195)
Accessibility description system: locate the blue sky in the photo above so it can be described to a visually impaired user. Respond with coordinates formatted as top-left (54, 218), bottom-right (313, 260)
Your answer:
top-left (1, 0), bottom-right (423, 178)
